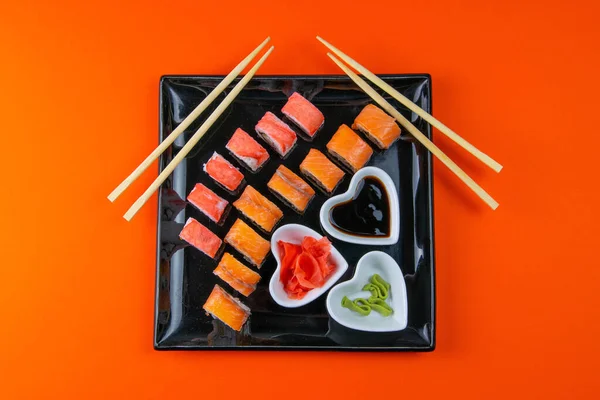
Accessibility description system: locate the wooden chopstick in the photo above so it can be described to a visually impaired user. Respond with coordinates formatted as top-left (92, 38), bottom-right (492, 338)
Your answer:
top-left (327, 53), bottom-right (499, 210)
top-left (317, 36), bottom-right (503, 173)
top-left (108, 37), bottom-right (271, 203)
top-left (123, 46), bottom-right (275, 221)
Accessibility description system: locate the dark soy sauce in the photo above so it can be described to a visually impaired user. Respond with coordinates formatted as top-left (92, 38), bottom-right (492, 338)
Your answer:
top-left (329, 176), bottom-right (390, 237)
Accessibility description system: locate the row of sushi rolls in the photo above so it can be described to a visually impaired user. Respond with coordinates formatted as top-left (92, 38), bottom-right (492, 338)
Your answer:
top-left (178, 92), bottom-right (401, 332)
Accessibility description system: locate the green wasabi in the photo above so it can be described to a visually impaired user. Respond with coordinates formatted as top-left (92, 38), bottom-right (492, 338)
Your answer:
top-left (354, 298), bottom-right (371, 308)
top-left (368, 275), bottom-right (390, 300)
top-left (368, 298), bottom-right (393, 316)
top-left (341, 296), bottom-right (371, 316)
top-left (340, 274), bottom-right (394, 317)
top-left (362, 282), bottom-right (389, 301)
top-left (371, 274), bottom-right (391, 290)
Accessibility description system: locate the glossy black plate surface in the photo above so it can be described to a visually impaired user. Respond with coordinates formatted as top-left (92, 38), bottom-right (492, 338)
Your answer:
top-left (155, 75), bottom-right (435, 351)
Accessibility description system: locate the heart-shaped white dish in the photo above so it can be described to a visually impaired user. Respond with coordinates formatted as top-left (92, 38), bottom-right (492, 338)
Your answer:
top-left (326, 251), bottom-right (407, 332)
top-left (269, 224), bottom-right (349, 308)
top-left (319, 167), bottom-right (399, 245)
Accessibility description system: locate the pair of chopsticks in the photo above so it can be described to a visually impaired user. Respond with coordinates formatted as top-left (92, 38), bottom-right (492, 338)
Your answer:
top-left (108, 37), bottom-right (274, 221)
top-left (317, 37), bottom-right (501, 210)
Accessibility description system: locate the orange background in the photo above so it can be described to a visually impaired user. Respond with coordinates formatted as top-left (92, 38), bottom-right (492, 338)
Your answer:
top-left (1, 0), bottom-right (599, 398)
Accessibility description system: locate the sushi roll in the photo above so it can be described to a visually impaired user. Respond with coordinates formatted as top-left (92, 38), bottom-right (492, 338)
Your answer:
top-left (326, 124), bottom-right (373, 173)
top-left (202, 284), bottom-right (251, 331)
top-left (213, 253), bottom-right (261, 297)
top-left (179, 217), bottom-right (223, 259)
top-left (225, 128), bottom-right (270, 172)
top-left (233, 185), bottom-right (283, 233)
top-left (352, 104), bottom-right (401, 150)
top-left (267, 165), bottom-right (315, 214)
top-left (299, 149), bottom-right (345, 194)
top-left (255, 112), bottom-right (297, 157)
top-left (187, 183), bottom-right (229, 223)
top-left (225, 219), bottom-right (270, 268)
top-left (281, 92), bottom-right (325, 139)
top-left (203, 152), bottom-right (245, 193)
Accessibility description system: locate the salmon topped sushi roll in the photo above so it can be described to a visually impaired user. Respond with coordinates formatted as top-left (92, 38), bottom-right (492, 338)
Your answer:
top-left (267, 165), bottom-right (315, 214)
top-left (179, 217), bottom-right (223, 259)
top-left (255, 112), bottom-right (297, 157)
top-left (281, 92), bottom-right (324, 139)
top-left (299, 149), bottom-right (345, 194)
top-left (326, 124), bottom-right (373, 172)
top-left (233, 185), bottom-right (283, 233)
top-left (352, 104), bottom-right (401, 150)
top-left (217, 253), bottom-right (261, 286)
top-left (203, 285), bottom-right (250, 331)
top-left (187, 183), bottom-right (229, 223)
top-left (226, 128), bottom-right (269, 172)
top-left (225, 219), bottom-right (270, 268)
top-left (203, 152), bottom-right (245, 193)
top-left (213, 253), bottom-right (261, 297)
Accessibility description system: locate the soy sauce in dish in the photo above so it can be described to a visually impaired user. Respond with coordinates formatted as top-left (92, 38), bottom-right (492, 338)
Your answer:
top-left (329, 176), bottom-right (390, 237)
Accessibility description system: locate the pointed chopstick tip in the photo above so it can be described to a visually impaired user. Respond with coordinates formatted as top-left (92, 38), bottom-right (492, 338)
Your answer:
top-left (317, 36), bottom-right (338, 53)
top-left (327, 53), bottom-right (348, 71)
top-left (264, 46), bottom-right (275, 57)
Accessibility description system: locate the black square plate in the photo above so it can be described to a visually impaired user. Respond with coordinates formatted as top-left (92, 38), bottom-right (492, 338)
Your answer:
top-left (155, 75), bottom-right (435, 351)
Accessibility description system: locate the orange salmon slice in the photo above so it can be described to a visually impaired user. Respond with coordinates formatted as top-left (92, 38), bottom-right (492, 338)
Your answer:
top-left (202, 285), bottom-right (250, 331)
top-left (326, 124), bottom-right (373, 172)
top-left (299, 149), bottom-right (344, 194)
top-left (233, 185), bottom-right (283, 233)
top-left (352, 104), bottom-right (401, 149)
top-left (267, 165), bottom-right (315, 213)
top-left (224, 219), bottom-right (270, 267)
top-left (214, 253), bottom-right (260, 297)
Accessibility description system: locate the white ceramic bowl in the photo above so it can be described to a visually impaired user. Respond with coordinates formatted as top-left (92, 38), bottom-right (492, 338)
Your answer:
top-left (269, 224), bottom-right (349, 308)
top-left (326, 251), bottom-right (407, 332)
top-left (319, 167), bottom-right (399, 245)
